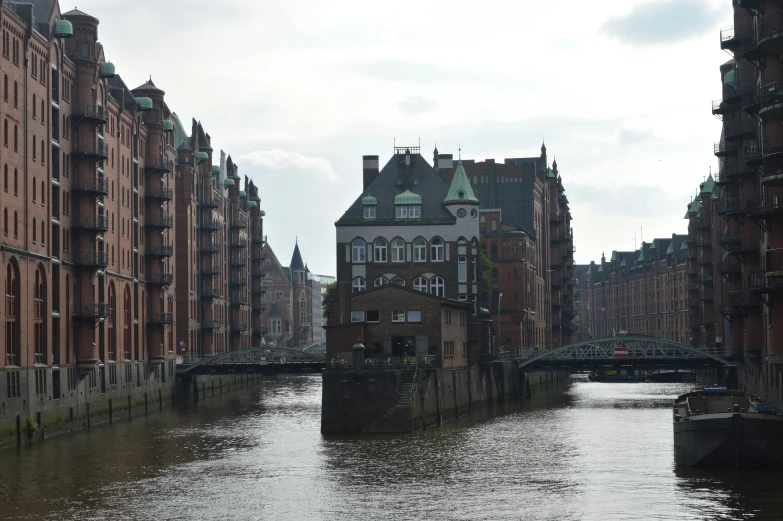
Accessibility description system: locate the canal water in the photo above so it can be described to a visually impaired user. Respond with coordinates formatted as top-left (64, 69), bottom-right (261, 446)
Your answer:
top-left (1, 375), bottom-right (782, 520)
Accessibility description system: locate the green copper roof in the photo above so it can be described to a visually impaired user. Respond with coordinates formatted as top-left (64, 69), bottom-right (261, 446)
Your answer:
top-left (666, 243), bottom-right (674, 254)
top-left (248, 201), bottom-right (257, 209)
top-left (586, 266), bottom-right (592, 276)
top-left (681, 241), bottom-right (688, 250)
top-left (195, 151), bottom-right (209, 164)
top-left (610, 251), bottom-right (617, 262)
top-left (395, 190), bottom-right (422, 205)
top-left (620, 259), bottom-right (627, 267)
top-left (701, 174), bottom-right (715, 195)
top-left (260, 210), bottom-right (266, 217)
top-left (597, 264), bottom-right (604, 273)
top-left (547, 168), bottom-right (556, 179)
top-left (250, 192), bottom-right (261, 202)
top-left (224, 178), bottom-right (235, 188)
top-left (638, 250), bottom-right (645, 262)
top-left (99, 62), bottom-right (115, 79)
top-left (172, 113), bottom-right (190, 151)
top-left (53, 20), bottom-right (73, 38)
top-left (362, 194), bottom-right (377, 205)
top-left (723, 68), bottom-right (737, 87)
top-left (239, 190), bottom-right (247, 198)
top-left (444, 161), bottom-right (479, 204)
top-left (163, 120), bottom-right (174, 132)
top-left (136, 97), bottom-right (153, 111)
top-left (211, 165), bottom-right (221, 175)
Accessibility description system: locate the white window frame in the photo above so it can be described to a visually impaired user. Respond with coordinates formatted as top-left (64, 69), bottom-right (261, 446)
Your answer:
top-left (413, 276), bottom-right (428, 292)
top-left (395, 205), bottom-right (408, 219)
top-left (430, 276), bottom-right (445, 298)
top-left (458, 256), bottom-right (467, 283)
top-left (373, 238), bottom-right (387, 263)
top-left (391, 238), bottom-right (405, 263)
top-left (350, 311), bottom-right (365, 323)
top-left (351, 238), bottom-right (366, 263)
top-left (363, 206), bottom-right (376, 219)
top-left (374, 276), bottom-right (389, 287)
top-left (275, 291), bottom-right (283, 300)
top-left (413, 238), bottom-right (426, 262)
top-left (408, 205), bottom-right (420, 218)
top-left (392, 311), bottom-right (405, 323)
top-left (431, 238), bottom-right (444, 262)
top-left (352, 277), bottom-right (366, 293)
top-left (407, 310), bottom-right (421, 322)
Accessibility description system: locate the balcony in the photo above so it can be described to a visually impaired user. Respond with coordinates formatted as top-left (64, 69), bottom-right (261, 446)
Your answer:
top-left (230, 255), bottom-right (247, 267)
top-left (72, 213), bottom-right (109, 232)
top-left (230, 213), bottom-right (248, 229)
top-left (744, 140), bottom-right (763, 165)
top-left (146, 186), bottom-right (173, 201)
top-left (767, 249), bottom-right (783, 276)
top-left (763, 133), bottom-right (783, 160)
top-left (201, 285), bottom-right (221, 299)
top-left (251, 248), bottom-right (266, 261)
top-left (148, 312), bottom-right (174, 325)
top-left (688, 298), bottom-right (700, 308)
top-left (719, 260), bottom-right (741, 275)
top-left (761, 167), bottom-right (783, 187)
top-left (230, 238), bottom-right (247, 249)
top-left (701, 292), bottom-right (715, 302)
top-left (201, 239), bottom-right (219, 253)
top-left (695, 216), bottom-right (712, 229)
top-left (741, 37), bottom-right (763, 62)
top-left (71, 140), bottom-right (109, 160)
top-left (230, 295), bottom-right (248, 306)
top-left (200, 194), bottom-right (220, 208)
top-left (702, 275), bottom-right (714, 285)
top-left (724, 121), bottom-right (755, 142)
top-left (251, 284), bottom-right (265, 295)
top-left (72, 175), bottom-right (108, 195)
top-left (73, 302), bottom-right (110, 319)
top-left (727, 290), bottom-right (760, 310)
top-left (252, 301), bottom-right (267, 312)
top-left (687, 283), bottom-right (699, 292)
top-left (231, 323), bottom-right (249, 333)
top-left (146, 244), bottom-right (174, 257)
top-left (758, 12), bottom-right (783, 55)
top-left (72, 104), bottom-right (108, 124)
top-left (696, 236), bottom-right (713, 248)
top-left (747, 196), bottom-right (782, 219)
top-left (550, 211), bottom-right (564, 224)
top-left (714, 141), bottom-right (738, 158)
top-left (145, 158), bottom-right (174, 173)
top-left (201, 218), bottom-right (219, 231)
top-left (74, 250), bottom-right (109, 268)
top-left (720, 26), bottom-right (744, 52)
top-left (717, 197), bottom-right (756, 217)
top-left (252, 326), bottom-right (267, 336)
top-left (201, 320), bottom-right (221, 330)
top-left (201, 264), bottom-right (221, 276)
top-left (229, 275), bottom-right (247, 286)
top-left (146, 214), bottom-right (173, 228)
top-left (719, 235), bottom-right (759, 254)
top-left (758, 81), bottom-right (783, 120)
top-left (147, 272), bottom-right (174, 286)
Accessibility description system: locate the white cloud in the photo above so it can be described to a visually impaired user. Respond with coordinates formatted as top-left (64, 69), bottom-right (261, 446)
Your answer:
top-left (237, 149), bottom-right (341, 184)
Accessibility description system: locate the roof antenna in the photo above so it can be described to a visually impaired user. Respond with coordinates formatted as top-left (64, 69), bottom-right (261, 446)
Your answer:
top-left (458, 145), bottom-right (461, 160)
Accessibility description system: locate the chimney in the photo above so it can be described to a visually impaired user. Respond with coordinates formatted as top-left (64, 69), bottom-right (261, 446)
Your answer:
top-left (438, 153), bottom-right (454, 184)
top-left (362, 155), bottom-right (379, 190)
top-left (485, 159), bottom-right (495, 164)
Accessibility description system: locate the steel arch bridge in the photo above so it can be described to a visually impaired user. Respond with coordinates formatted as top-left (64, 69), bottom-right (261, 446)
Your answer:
top-left (517, 335), bottom-right (735, 372)
top-left (177, 347), bottom-right (326, 376)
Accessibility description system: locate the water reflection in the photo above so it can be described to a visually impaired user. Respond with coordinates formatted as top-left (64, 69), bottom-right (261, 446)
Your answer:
top-left (0, 375), bottom-right (781, 520)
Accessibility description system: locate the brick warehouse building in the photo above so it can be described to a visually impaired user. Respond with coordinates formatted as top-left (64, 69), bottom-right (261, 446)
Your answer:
top-left (328, 146), bottom-right (483, 363)
top-left (583, 235), bottom-right (690, 345)
top-left (0, 1), bottom-right (266, 436)
top-left (710, 0), bottom-right (783, 366)
top-left (461, 143), bottom-right (575, 351)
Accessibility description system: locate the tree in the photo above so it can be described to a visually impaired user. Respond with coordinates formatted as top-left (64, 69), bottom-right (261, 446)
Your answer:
top-left (323, 281), bottom-right (338, 326)
top-left (478, 249), bottom-right (496, 293)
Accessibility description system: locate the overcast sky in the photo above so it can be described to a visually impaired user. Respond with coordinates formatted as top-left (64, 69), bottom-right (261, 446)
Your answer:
top-left (74, 0), bottom-right (731, 275)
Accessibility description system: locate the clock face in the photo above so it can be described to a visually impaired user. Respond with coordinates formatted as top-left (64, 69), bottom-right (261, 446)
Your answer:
top-left (457, 208), bottom-right (467, 218)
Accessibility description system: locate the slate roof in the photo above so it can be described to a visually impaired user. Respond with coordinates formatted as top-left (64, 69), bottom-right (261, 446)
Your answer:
top-left (337, 153), bottom-right (454, 226)
top-left (31, 0), bottom-right (57, 23)
top-left (62, 8), bottom-right (97, 20)
top-left (133, 78), bottom-right (164, 94)
top-left (290, 242), bottom-right (305, 270)
top-left (197, 122), bottom-right (211, 151)
top-left (171, 113), bottom-right (191, 151)
top-left (268, 302), bottom-right (282, 319)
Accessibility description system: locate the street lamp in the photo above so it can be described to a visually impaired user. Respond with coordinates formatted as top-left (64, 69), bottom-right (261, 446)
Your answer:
top-left (497, 292), bottom-right (503, 355)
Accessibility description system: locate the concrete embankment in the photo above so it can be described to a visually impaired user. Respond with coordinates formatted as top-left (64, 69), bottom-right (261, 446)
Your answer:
top-left (321, 361), bottom-right (569, 433)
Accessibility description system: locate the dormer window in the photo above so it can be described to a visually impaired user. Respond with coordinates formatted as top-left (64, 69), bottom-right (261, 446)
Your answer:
top-left (409, 205), bottom-right (421, 218)
top-left (363, 206), bottom-right (376, 219)
top-left (362, 194), bottom-right (377, 220)
top-left (394, 190), bottom-right (422, 220)
top-left (396, 205), bottom-right (407, 219)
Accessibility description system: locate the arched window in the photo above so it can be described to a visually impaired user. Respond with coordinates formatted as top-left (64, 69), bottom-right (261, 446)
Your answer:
top-left (3, 120), bottom-right (6, 147)
top-left (413, 238), bottom-right (426, 262)
top-left (5, 260), bottom-right (20, 366)
top-left (430, 276), bottom-right (445, 298)
top-left (373, 238), bottom-right (387, 263)
top-left (40, 99), bottom-right (44, 124)
top-left (13, 169), bottom-right (17, 194)
top-left (40, 221), bottom-right (44, 245)
top-left (33, 266), bottom-right (46, 365)
top-left (108, 283), bottom-right (116, 360)
top-left (32, 94), bottom-right (36, 118)
top-left (391, 238), bottom-right (405, 263)
top-left (3, 209), bottom-right (6, 235)
top-left (13, 211), bottom-right (17, 237)
top-left (13, 124), bottom-right (17, 150)
top-left (430, 237), bottom-right (444, 262)
top-left (413, 276), bottom-right (428, 292)
top-left (3, 165), bottom-right (6, 191)
top-left (124, 286), bottom-right (132, 359)
top-left (351, 238), bottom-right (365, 263)
top-left (32, 177), bottom-right (36, 201)
top-left (490, 220), bottom-right (497, 231)
top-left (40, 141), bottom-right (44, 164)
top-left (41, 180), bottom-right (44, 206)
top-left (374, 276), bottom-right (389, 287)
top-left (3, 74), bottom-right (6, 101)
top-left (32, 218), bottom-right (36, 242)
top-left (351, 277), bottom-right (366, 293)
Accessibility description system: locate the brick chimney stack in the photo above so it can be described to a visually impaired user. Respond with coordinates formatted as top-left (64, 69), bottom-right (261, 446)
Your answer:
top-left (438, 153), bottom-right (454, 184)
top-left (362, 155), bottom-right (379, 190)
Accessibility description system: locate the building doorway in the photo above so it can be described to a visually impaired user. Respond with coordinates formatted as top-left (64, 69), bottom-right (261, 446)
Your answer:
top-left (392, 336), bottom-right (416, 357)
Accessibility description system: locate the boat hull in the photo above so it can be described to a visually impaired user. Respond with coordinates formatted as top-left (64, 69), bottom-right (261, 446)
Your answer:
top-left (673, 413), bottom-right (783, 467)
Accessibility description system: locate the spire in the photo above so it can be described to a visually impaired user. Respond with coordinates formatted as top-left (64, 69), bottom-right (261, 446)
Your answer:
top-left (541, 140), bottom-right (547, 158)
top-left (290, 241), bottom-right (305, 270)
top-left (444, 161), bottom-right (479, 204)
top-left (433, 143), bottom-right (439, 172)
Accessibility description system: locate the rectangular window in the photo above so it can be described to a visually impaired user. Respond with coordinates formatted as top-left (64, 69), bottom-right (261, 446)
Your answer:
top-left (263, 277), bottom-right (273, 286)
top-left (407, 310), bottom-right (421, 322)
top-left (458, 256), bottom-right (467, 283)
top-left (351, 311), bottom-right (365, 323)
top-left (462, 342), bottom-right (468, 358)
top-left (445, 310), bottom-right (452, 325)
top-left (366, 310), bottom-right (380, 323)
top-left (408, 205), bottom-right (420, 218)
top-left (395, 206), bottom-right (407, 219)
top-left (363, 206), bottom-right (376, 219)
top-left (276, 291), bottom-right (283, 300)
top-left (460, 312), bottom-right (466, 326)
top-left (392, 311), bottom-right (405, 323)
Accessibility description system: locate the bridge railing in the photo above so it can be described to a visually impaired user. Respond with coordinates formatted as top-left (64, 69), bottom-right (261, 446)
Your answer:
top-left (325, 355), bottom-right (440, 372)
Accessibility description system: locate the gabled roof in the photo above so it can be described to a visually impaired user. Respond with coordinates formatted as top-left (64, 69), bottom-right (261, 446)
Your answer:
top-left (133, 78), bottom-right (164, 94)
top-left (62, 8), bottom-right (97, 20)
top-left (290, 241), bottom-right (305, 270)
top-left (171, 113), bottom-right (191, 151)
top-left (443, 162), bottom-right (479, 204)
top-left (701, 174), bottom-right (716, 195)
top-left (197, 122), bottom-right (211, 151)
top-left (268, 302), bottom-right (282, 319)
top-left (337, 153), bottom-right (454, 225)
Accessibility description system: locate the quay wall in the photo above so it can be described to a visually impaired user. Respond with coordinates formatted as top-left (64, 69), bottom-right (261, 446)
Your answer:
top-left (0, 362), bottom-right (263, 450)
top-left (321, 361), bottom-right (569, 433)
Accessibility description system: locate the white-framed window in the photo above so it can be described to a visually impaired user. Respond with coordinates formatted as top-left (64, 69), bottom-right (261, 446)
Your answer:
top-left (431, 238), bottom-right (444, 262)
top-left (262, 277), bottom-right (273, 286)
top-left (351, 238), bottom-right (366, 263)
top-left (263, 260), bottom-right (271, 270)
top-left (395, 205), bottom-right (408, 219)
top-left (275, 291), bottom-right (283, 300)
top-left (264, 292), bottom-right (271, 301)
top-left (351, 311), bottom-right (365, 322)
top-left (413, 276), bottom-right (428, 292)
top-left (392, 311), bottom-right (405, 323)
top-left (374, 238), bottom-right (387, 263)
top-left (363, 206), bottom-right (376, 219)
top-left (408, 205), bottom-right (420, 218)
top-left (374, 276), bottom-right (389, 287)
top-left (391, 238), bottom-right (405, 262)
top-left (413, 238), bottom-right (426, 262)
top-left (458, 256), bottom-right (467, 282)
top-left (352, 277), bottom-right (366, 293)
top-left (407, 310), bottom-right (421, 322)
top-left (472, 257), bottom-right (477, 282)
top-left (430, 276), bottom-right (445, 297)
top-left (300, 311), bottom-right (307, 323)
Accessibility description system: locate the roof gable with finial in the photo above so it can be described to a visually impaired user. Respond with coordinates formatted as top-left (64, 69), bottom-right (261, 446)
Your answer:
top-left (444, 161), bottom-right (479, 204)
top-left (290, 240), bottom-right (305, 270)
